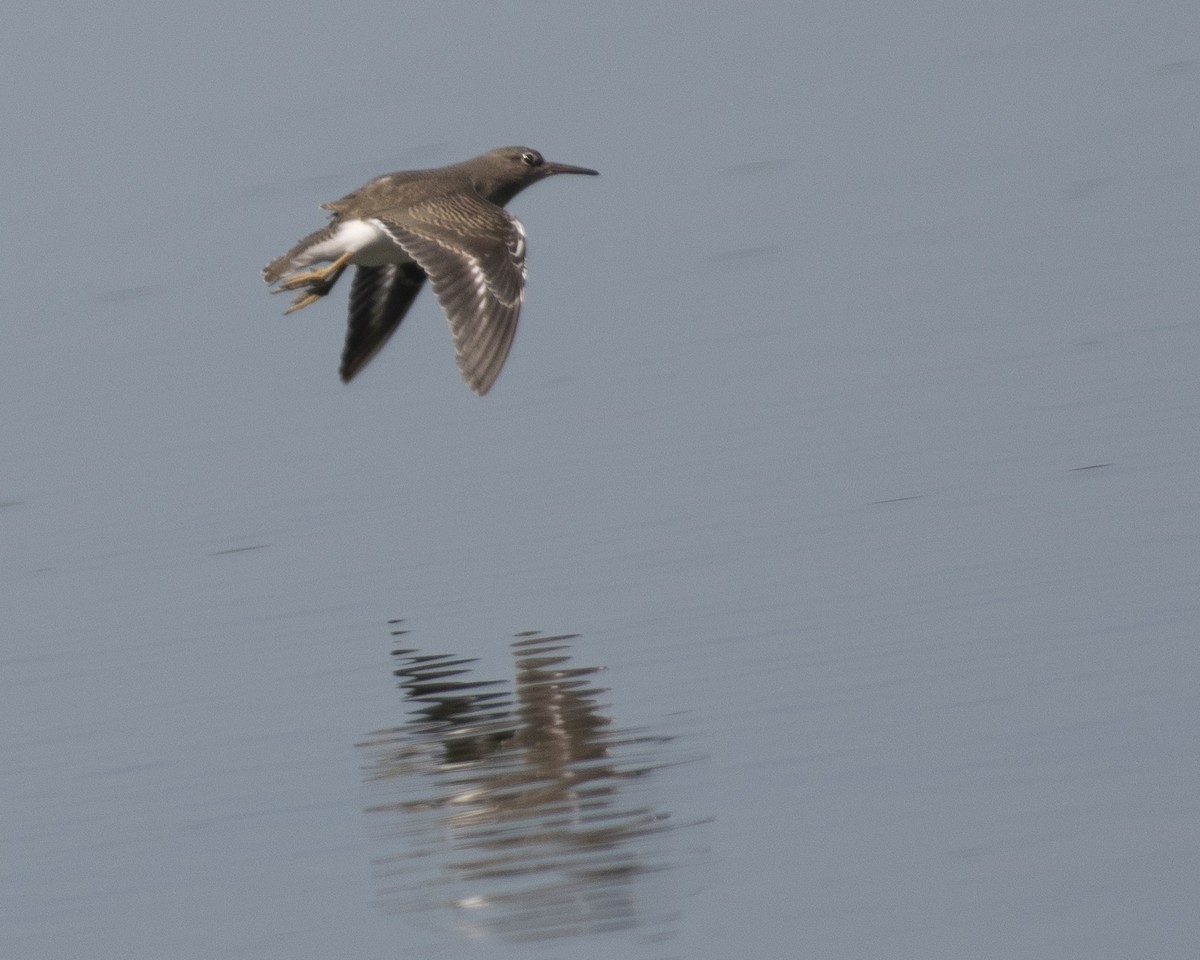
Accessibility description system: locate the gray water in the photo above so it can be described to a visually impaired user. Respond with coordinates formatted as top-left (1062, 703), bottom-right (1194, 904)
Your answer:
top-left (4, 2), bottom-right (1199, 958)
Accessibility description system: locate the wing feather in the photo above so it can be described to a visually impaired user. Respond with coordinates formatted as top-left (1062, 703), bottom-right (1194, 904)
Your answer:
top-left (376, 194), bottom-right (527, 395)
top-left (340, 262), bottom-right (427, 382)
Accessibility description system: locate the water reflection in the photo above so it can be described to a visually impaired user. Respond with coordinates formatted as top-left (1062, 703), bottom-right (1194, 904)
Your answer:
top-left (359, 627), bottom-right (697, 944)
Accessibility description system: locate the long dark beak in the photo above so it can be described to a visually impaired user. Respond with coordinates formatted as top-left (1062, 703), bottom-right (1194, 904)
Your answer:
top-left (545, 160), bottom-right (599, 176)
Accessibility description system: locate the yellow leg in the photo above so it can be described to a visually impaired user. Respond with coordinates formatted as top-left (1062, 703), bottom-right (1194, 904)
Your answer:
top-left (271, 251), bottom-right (353, 314)
top-left (283, 290), bottom-right (327, 314)
top-left (272, 251), bottom-right (353, 292)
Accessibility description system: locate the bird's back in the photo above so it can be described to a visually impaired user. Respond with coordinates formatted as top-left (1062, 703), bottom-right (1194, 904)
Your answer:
top-left (320, 162), bottom-right (478, 218)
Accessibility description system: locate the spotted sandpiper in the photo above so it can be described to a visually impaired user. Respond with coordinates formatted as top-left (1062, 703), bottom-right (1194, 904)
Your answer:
top-left (262, 146), bottom-right (598, 395)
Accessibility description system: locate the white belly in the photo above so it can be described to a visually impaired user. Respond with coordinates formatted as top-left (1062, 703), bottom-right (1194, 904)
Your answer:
top-left (307, 218), bottom-right (411, 267)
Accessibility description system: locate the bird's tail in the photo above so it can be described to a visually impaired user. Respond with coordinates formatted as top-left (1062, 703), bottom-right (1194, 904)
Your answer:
top-left (261, 223), bottom-right (339, 284)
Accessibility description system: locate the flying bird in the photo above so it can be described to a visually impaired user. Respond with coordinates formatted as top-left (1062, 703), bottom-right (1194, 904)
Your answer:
top-left (263, 146), bottom-right (598, 395)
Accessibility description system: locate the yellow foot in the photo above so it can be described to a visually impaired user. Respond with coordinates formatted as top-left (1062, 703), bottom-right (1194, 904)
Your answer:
top-left (284, 289), bottom-right (326, 314)
top-left (272, 251), bottom-right (353, 292)
top-left (275, 268), bottom-right (329, 292)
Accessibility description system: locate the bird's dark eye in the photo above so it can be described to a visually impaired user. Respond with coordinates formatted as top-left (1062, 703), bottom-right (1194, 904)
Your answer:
top-left (521, 151), bottom-right (542, 167)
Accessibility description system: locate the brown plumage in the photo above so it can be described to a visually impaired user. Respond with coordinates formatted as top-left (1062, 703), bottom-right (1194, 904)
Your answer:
top-left (263, 146), bottom-right (598, 395)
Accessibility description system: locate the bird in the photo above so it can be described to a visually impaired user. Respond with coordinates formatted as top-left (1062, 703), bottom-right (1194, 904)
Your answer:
top-left (262, 146), bottom-right (598, 395)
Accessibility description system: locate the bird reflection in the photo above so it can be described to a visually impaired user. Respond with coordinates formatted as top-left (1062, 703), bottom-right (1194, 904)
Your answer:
top-left (359, 628), bottom-right (688, 943)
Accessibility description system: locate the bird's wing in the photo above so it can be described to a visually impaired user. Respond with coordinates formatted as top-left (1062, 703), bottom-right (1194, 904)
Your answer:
top-left (340, 262), bottom-right (428, 383)
top-left (377, 193), bottom-right (526, 396)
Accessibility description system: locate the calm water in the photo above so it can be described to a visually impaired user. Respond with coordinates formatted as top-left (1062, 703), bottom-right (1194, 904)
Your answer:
top-left (4, 3), bottom-right (1199, 958)
top-left (361, 629), bottom-right (702, 944)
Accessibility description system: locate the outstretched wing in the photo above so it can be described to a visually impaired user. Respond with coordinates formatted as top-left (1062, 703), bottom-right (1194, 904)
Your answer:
top-left (376, 193), bottom-right (526, 395)
top-left (340, 262), bottom-right (427, 383)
